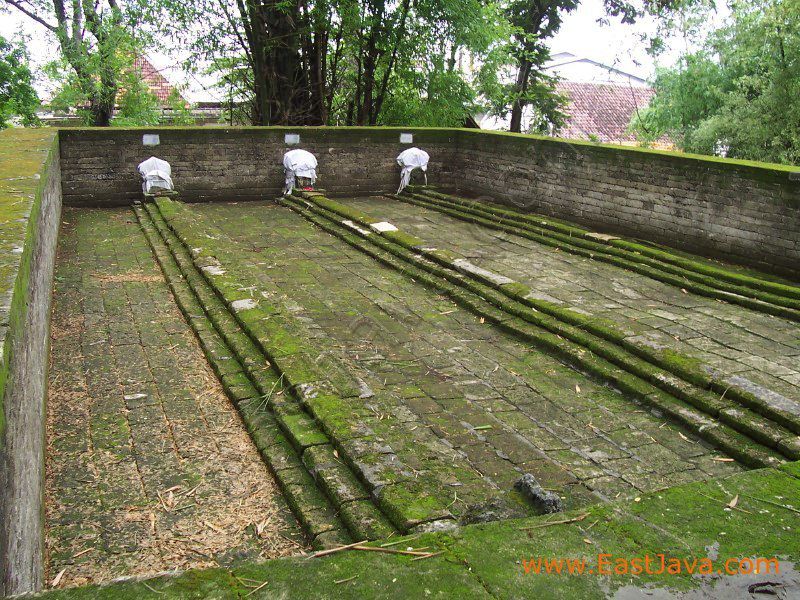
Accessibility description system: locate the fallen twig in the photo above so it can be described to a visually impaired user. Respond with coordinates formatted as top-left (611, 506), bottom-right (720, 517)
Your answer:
top-left (696, 491), bottom-right (753, 514)
top-left (411, 551), bottom-right (444, 561)
top-left (334, 575), bottom-right (359, 584)
top-left (520, 513), bottom-right (590, 530)
top-left (380, 535), bottom-right (420, 548)
top-left (310, 540), bottom-right (369, 559)
top-left (740, 493), bottom-right (800, 515)
top-left (245, 580), bottom-right (269, 596)
top-left (142, 582), bottom-right (165, 595)
top-left (351, 545), bottom-right (431, 556)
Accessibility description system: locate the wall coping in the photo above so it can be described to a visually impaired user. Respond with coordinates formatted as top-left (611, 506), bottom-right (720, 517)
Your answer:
top-left (56, 126), bottom-right (800, 180)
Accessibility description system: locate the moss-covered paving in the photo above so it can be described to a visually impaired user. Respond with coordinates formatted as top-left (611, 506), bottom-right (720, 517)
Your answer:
top-left (25, 461), bottom-right (800, 599)
top-left (339, 195), bottom-right (800, 404)
top-left (46, 208), bottom-right (305, 589)
top-left (135, 201), bottom-right (396, 546)
top-left (278, 191), bottom-right (795, 466)
top-left (160, 199), bottom-right (744, 513)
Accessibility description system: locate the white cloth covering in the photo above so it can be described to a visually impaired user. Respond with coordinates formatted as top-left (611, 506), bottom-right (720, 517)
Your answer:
top-left (283, 149), bottom-right (318, 195)
top-left (396, 147), bottom-right (429, 193)
top-left (137, 156), bottom-right (174, 194)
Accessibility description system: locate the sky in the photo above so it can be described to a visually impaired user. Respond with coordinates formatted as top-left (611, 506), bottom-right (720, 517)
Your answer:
top-left (0, 0), bottom-right (729, 103)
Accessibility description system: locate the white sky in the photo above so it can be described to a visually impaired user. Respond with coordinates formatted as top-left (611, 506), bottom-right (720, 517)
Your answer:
top-left (0, 0), bottom-right (729, 102)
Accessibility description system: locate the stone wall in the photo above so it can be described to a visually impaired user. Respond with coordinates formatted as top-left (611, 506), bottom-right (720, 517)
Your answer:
top-left (0, 130), bottom-right (62, 596)
top-left (57, 126), bottom-right (800, 275)
top-left (59, 127), bottom-right (460, 206)
top-left (455, 130), bottom-right (800, 276)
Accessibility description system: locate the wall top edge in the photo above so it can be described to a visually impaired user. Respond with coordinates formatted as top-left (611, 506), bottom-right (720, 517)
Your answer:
top-left (457, 129), bottom-right (800, 178)
top-left (51, 126), bottom-right (800, 178)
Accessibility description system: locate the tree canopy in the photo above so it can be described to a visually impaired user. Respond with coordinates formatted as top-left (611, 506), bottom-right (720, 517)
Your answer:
top-left (2, 0), bottom-right (704, 134)
top-left (0, 34), bottom-right (39, 128)
top-left (2, 0), bottom-right (147, 125)
top-left (633, 0), bottom-right (800, 165)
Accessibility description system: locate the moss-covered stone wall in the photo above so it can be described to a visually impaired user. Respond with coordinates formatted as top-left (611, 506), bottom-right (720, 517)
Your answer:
top-left (58, 127), bottom-right (460, 205)
top-left (57, 126), bottom-right (799, 274)
top-left (456, 130), bottom-right (800, 276)
top-left (0, 128), bottom-right (61, 597)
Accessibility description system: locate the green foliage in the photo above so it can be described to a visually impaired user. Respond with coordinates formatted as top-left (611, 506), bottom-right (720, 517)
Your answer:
top-left (4, 0), bottom-right (139, 126)
top-left (111, 68), bottom-right (162, 126)
top-left (0, 35), bottom-right (39, 128)
top-left (45, 48), bottom-right (161, 126)
top-left (496, 0), bottom-right (579, 132)
top-left (376, 58), bottom-right (478, 127)
top-left (164, 88), bottom-right (196, 125)
top-left (142, 0), bottom-right (577, 128)
top-left (46, 46), bottom-right (196, 127)
top-left (633, 0), bottom-right (800, 165)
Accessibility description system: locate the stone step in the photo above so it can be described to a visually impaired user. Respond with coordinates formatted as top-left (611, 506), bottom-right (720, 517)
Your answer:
top-left (397, 189), bottom-right (800, 436)
top-left (412, 186), bottom-right (800, 308)
top-left (281, 191), bottom-right (791, 469)
top-left (136, 203), bottom-right (397, 546)
top-left (147, 198), bottom-right (490, 533)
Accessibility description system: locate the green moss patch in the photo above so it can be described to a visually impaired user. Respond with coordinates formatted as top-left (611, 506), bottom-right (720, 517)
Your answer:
top-left (28, 460), bottom-right (800, 599)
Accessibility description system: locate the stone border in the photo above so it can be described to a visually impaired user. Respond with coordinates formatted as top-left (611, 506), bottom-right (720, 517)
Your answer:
top-left (0, 130), bottom-right (62, 596)
top-left (55, 127), bottom-right (800, 275)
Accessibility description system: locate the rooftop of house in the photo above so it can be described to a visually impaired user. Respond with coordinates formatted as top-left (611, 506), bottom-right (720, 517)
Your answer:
top-left (133, 56), bottom-right (186, 105)
top-left (545, 52), bottom-right (649, 86)
top-left (555, 80), bottom-right (655, 143)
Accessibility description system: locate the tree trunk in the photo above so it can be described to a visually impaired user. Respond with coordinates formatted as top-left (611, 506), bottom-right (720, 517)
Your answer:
top-left (88, 95), bottom-right (113, 126)
top-left (509, 58), bottom-right (532, 133)
top-left (94, 46), bottom-right (118, 126)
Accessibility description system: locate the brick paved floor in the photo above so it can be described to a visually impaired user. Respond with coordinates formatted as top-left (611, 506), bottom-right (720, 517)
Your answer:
top-left (190, 201), bottom-right (742, 509)
top-left (341, 196), bottom-right (800, 403)
top-left (46, 208), bottom-right (304, 588)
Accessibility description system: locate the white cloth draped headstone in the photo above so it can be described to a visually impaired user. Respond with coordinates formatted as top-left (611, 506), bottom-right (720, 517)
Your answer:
top-left (137, 156), bottom-right (174, 194)
top-left (396, 147), bottom-right (429, 193)
top-left (283, 149), bottom-right (318, 195)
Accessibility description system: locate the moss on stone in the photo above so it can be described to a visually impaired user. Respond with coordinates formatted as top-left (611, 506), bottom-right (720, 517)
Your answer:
top-left (284, 191), bottom-right (791, 467)
top-left (410, 188), bottom-right (800, 313)
top-left (27, 460), bottom-right (800, 599)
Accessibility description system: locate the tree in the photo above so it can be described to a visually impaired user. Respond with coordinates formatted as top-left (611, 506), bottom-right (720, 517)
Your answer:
top-left (632, 0), bottom-right (800, 164)
top-left (144, 0), bottom-right (674, 130)
top-left (110, 66), bottom-right (162, 125)
top-left (144, 0), bottom-right (507, 127)
top-left (505, 0), bottom-right (578, 133)
top-left (0, 35), bottom-right (39, 128)
top-left (3, 0), bottom-right (138, 126)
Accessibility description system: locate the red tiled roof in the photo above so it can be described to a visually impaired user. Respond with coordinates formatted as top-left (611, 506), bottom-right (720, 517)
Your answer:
top-left (555, 82), bottom-right (654, 144)
top-left (132, 57), bottom-right (185, 105)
